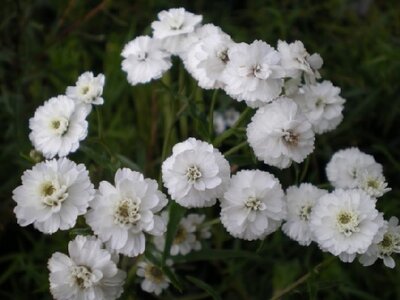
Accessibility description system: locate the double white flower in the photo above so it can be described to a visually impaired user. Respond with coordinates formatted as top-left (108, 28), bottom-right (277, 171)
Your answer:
top-left (247, 97), bottom-right (315, 169)
top-left (86, 168), bottom-right (167, 257)
top-left (220, 170), bottom-right (286, 240)
top-left (13, 158), bottom-right (94, 234)
top-left (162, 138), bottom-right (230, 208)
top-left (48, 235), bottom-right (126, 300)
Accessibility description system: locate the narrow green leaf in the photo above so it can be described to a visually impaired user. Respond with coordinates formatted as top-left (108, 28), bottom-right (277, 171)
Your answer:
top-left (186, 276), bottom-right (222, 300)
top-left (162, 202), bottom-right (186, 265)
top-left (174, 249), bottom-right (262, 263)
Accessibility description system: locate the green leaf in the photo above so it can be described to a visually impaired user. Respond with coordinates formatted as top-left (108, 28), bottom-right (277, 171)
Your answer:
top-left (173, 249), bottom-right (262, 263)
top-left (162, 202), bottom-right (186, 265)
top-left (115, 154), bottom-right (142, 172)
top-left (186, 276), bottom-right (222, 300)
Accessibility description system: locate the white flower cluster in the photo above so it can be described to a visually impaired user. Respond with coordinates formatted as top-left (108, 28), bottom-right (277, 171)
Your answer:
top-left (30, 71), bottom-right (104, 159)
top-left (154, 212), bottom-right (211, 256)
top-left (13, 7), bottom-right (399, 300)
top-left (281, 148), bottom-right (398, 268)
top-left (121, 7), bottom-right (346, 169)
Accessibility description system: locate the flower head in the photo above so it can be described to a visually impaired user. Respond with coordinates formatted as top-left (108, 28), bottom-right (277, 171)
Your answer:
top-left (29, 95), bottom-right (89, 158)
top-left (326, 147), bottom-right (383, 189)
top-left (154, 212), bottom-right (211, 255)
top-left (48, 235), bottom-right (126, 300)
top-left (162, 138), bottom-right (230, 208)
top-left (220, 170), bottom-right (286, 240)
top-left (294, 80), bottom-right (345, 134)
top-left (277, 40), bottom-right (323, 82)
top-left (13, 158), bottom-right (94, 234)
top-left (222, 40), bottom-right (284, 107)
top-left (151, 8), bottom-right (202, 55)
top-left (282, 183), bottom-right (328, 246)
top-left (121, 36), bottom-right (172, 86)
top-left (246, 97), bottom-right (315, 169)
top-left (359, 217), bottom-right (400, 268)
top-left (310, 189), bottom-right (384, 258)
top-left (136, 260), bottom-right (170, 295)
top-left (86, 168), bottom-right (168, 257)
top-left (66, 71), bottom-right (105, 110)
top-left (184, 27), bottom-right (234, 89)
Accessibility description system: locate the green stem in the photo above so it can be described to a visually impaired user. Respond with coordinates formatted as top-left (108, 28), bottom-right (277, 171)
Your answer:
top-left (213, 107), bottom-right (253, 147)
top-left (223, 141), bottom-right (248, 157)
top-left (96, 106), bottom-right (103, 139)
top-left (270, 256), bottom-right (335, 300)
top-left (299, 156), bottom-right (310, 182)
top-left (208, 89), bottom-right (219, 138)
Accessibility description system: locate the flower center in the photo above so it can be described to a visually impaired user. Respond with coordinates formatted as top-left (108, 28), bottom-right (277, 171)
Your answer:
top-left (299, 205), bottom-right (312, 221)
top-left (245, 196), bottom-right (265, 211)
top-left (71, 265), bottom-right (94, 289)
top-left (217, 48), bottom-right (229, 64)
top-left (137, 52), bottom-right (148, 61)
top-left (168, 17), bottom-right (184, 30)
top-left (40, 181), bottom-right (68, 208)
top-left (282, 130), bottom-right (299, 146)
top-left (336, 210), bottom-right (360, 237)
top-left (145, 265), bottom-right (164, 284)
top-left (378, 233), bottom-right (399, 256)
top-left (81, 85), bottom-right (90, 95)
top-left (114, 197), bottom-right (141, 226)
top-left (186, 165), bottom-right (202, 183)
top-left (173, 225), bottom-right (188, 244)
top-left (50, 117), bottom-right (69, 136)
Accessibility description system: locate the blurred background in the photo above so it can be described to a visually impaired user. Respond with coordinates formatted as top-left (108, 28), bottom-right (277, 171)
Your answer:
top-left (1, 0), bottom-right (400, 299)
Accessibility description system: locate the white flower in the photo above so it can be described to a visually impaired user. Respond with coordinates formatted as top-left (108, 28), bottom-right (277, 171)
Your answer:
top-left (282, 183), bottom-right (328, 246)
top-left (66, 71), bottom-right (105, 110)
top-left (359, 217), bottom-right (400, 268)
top-left (222, 40), bottom-right (284, 107)
top-left (48, 235), bottom-right (126, 300)
top-left (154, 212), bottom-right (211, 255)
top-left (220, 170), bottom-right (286, 240)
top-left (294, 81), bottom-right (345, 134)
top-left (13, 158), bottom-right (94, 234)
top-left (246, 97), bottom-right (315, 169)
top-left (310, 189), bottom-right (384, 258)
top-left (213, 108), bottom-right (240, 134)
top-left (184, 27), bottom-right (234, 89)
top-left (180, 23), bottom-right (226, 62)
top-left (162, 138), bottom-right (230, 208)
top-left (136, 261), bottom-right (170, 295)
top-left (326, 147), bottom-right (383, 189)
top-left (357, 168), bottom-right (391, 198)
top-left (277, 40), bottom-right (323, 82)
top-left (29, 95), bottom-right (89, 159)
top-left (151, 8), bottom-right (202, 55)
top-left (121, 35), bottom-right (172, 86)
top-left (85, 168), bottom-right (168, 257)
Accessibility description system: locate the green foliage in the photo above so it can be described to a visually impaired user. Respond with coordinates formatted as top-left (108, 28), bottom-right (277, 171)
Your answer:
top-left (1, 0), bottom-right (400, 299)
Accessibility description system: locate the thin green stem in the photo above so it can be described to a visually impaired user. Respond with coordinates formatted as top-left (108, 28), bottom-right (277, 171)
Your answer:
top-left (223, 141), bottom-right (248, 156)
top-left (208, 89), bottom-right (219, 137)
top-left (270, 256), bottom-right (336, 300)
top-left (213, 107), bottom-right (252, 147)
top-left (300, 156), bottom-right (310, 182)
top-left (96, 106), bottom-right (103, 139)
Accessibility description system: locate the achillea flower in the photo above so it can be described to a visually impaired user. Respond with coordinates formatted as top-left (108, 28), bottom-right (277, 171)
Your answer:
top-left (246, 97), bottom-right (315, 169)
top-left (66, 71), bottom-right (105, 111)
top-left (220, 170), bottom-right (286, 240)
top-left (48, 235), bottom-right (126, 300)
top-left (310, 189), bottom-right (384, 259)
top-left (121, 36), bottom-right (172, 86)
top-left (162, 138), bottom-right (230, 208)
top-left (29, 95), bottom-right (89, 159)
top-left (282, 183), bottom-right (328, 246)
top-left (86, 168), bottom-right (168, 257)
top-left (13, 158), bottom-right (94, 234)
